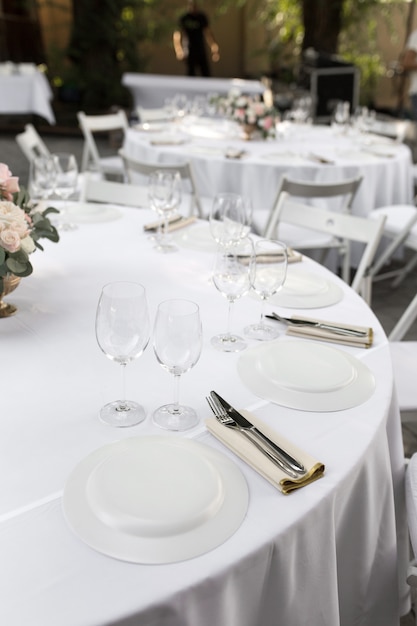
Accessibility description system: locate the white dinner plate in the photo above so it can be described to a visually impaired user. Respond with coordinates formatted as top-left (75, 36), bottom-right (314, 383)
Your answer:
top-left (261, 152), bottom-right (308, 164)
top-left (267, 268), bottom-right (344, 309)
top-left (173, 222), bottom-right (217, 253)
top-left (63, 436), bottom-right (248, 564)
top-left (55, 203), bottom-right (122, 223)
top-left (237, 340), bottom-right (375, 412)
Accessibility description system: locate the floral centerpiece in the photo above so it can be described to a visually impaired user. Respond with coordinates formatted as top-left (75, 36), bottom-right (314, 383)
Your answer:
top-left (212, 90), bottom-right (278, 139)
top-left (0, 162), bottom-right (59, 298)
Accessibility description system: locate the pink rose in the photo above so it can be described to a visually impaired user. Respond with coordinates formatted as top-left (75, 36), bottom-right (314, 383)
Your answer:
top-left (0, 163), bottom-right (19, 201)
top-left (0, 228), bottom-right (21, 252)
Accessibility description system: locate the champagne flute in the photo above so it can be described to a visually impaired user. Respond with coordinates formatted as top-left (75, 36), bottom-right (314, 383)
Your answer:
top-left (209, 192), bottom-right (247, 246)
top-left (52, 152), bottom-right (79, 230)
top-left (211, 237), bottom-right (254, 352)
top-left (153, 299), bottom-right (202, 431)
top-left (95, 281), bottom-right (150, 427)
top-left (149, 170), bottom-right (181, 253)
top-left (244, 239), bottom-right (288, 341)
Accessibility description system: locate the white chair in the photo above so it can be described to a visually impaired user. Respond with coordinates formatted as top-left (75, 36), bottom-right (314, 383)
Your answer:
top-left (405, 453), bottom-right (417, 614)
top-left (263, 195), bottom-right (385, 303)
top-left (389, 292), bottom-right (417, 416)
top-left (118, 149), bottom-right (206, 218)
top-left (368, 204), bottom-right (417, 288)
top-left (79, 174), bottom-right (148, 208)
top-left (262, 175), bottom-right (363, 283)
top-left (15, 124), bottom-right (51, 161)
top-left (77, 110), bottom-right (128, 179)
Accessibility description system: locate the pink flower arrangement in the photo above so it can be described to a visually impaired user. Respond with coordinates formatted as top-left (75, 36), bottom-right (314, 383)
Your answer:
top-left (213, 91), bottom-right (278, 138)
top-left (0, 163), bottom-right (59, 291)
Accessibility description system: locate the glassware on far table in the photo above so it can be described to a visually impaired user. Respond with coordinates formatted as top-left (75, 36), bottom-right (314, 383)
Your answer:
top-left (153, 299), bottom-right (202, 431)
top-left (29, 155), bottom-right (57, 201)
top-left (95, 281), bottom-right (150, 427)
top-left (211, 236), bottom-right (254, 352)
top-left (244, 239), bottom-right (288, 341)
top-left (148, 170), bottom-right (181, 253)
top-left (209, 192), bottom-right (249, 246)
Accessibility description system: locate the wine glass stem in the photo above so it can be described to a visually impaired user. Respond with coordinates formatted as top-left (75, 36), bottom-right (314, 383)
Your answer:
top-left (260, 297), bottom-right (267, 327)
top-left (163, 212), bottom-right (169, 242)
top-left (172, 373), bottom-right (181, 413)
top-left (226, 298), bottom-right (234, 338)
top-left (118, 362), bottom-right (128, 412)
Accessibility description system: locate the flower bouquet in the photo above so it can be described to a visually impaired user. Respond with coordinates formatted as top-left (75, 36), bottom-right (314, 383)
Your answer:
top-left (0, 162), bottom-right (59, 295)
top-left (212, 90), bottom-right (278, 139)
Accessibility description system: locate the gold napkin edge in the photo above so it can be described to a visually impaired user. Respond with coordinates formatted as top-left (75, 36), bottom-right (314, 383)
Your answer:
top-left (285, 326), bottom-right (373, 348)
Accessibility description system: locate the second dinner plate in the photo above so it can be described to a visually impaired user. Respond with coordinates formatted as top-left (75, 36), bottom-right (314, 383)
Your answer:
top-left (237, 339), bottom-right (375, 412)
top-left (267, 268), bottom-right (344, 309)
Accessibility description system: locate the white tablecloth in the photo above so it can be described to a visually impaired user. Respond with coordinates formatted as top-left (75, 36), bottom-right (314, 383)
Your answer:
top-left (0, 207), bottom-right (408, 625)
top-left (122, 73), bottom-right (265, 108)
top-left (0, 70), bottom-right (55, 124)
top-left (123, 121), bottom-right (413, 232)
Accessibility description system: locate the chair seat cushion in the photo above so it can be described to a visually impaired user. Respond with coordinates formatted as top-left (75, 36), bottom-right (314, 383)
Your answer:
top-left (370, 205), bottom-right (417, 249)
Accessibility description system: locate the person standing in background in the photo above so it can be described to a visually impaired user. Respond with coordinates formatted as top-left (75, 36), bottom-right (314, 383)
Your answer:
top-left (173, 0), bottom-right (220, 77)
top-left (401, 29), bottom-right (417, 121)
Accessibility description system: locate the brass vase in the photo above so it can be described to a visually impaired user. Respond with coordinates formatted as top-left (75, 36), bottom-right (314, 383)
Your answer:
top-left (0, 275), bottom-right (21, 318)
top-left (242, 123), bottom-right (257, 140)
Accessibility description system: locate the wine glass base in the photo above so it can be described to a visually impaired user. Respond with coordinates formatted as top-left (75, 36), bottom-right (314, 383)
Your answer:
top-left (211, 333), bottom-right (247, 352)
top-left (99, 400), bottom-right (146, 427)
top-left (152, 404), bottom-right (199, 431)
top-left (244, 322), bottom-right (281, 341)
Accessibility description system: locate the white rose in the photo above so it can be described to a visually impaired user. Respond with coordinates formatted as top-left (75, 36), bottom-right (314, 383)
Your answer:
top-left (20, 235), bottom-right (36, 254)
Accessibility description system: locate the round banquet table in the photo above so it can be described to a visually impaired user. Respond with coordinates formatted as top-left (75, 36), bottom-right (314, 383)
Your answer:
top-left (123, 119), bottom-right (413, 232)
top-left (0, 66), bottom-right (56, 124)
top-left (0, 203), bottom-right (409, 626)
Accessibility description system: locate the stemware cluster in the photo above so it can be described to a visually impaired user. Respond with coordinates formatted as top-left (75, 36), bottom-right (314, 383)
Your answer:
top-left (95, 282), bottom-right (202, 432)
top-left (209, 192), bottom-right (288, 352)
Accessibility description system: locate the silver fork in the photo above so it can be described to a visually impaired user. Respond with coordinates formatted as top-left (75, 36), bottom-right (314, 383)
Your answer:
top-left (206, 395), bottom-right (302, 479)
top-left (266, 312), bottom-right (368, 338)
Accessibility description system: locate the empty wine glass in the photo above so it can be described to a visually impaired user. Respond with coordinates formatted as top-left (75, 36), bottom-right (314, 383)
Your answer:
top-left (244, 239), bottom-right (288, 341)
top-left (95, 281), bottom-right (150, 427)
top-left (209, 192), bottom-right (248, 246)
top-left (148, 170), bottom-right (181, 253)
top-left (52, 152), bottom-right (79, 230)
top-left (211, 237), bottom-right (254, 352)
top-left (29, 155), bottom-right (57, 201)
top-left (153, 299), bottom-right (202, 431)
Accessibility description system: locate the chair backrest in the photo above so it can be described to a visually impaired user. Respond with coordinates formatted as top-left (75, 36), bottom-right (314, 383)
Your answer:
top-left (79, 174), bottom-right (148, 208)
top-left (118, 149), bottom-right (204, 218)
top-left (268, 197), bottom-right (386, 297)
top-left (77, 110), bottom-right (129, 173)
top-left (263, 174), bottom-right (363, 240)
top-left (15, 124), bottom-right (51, 162)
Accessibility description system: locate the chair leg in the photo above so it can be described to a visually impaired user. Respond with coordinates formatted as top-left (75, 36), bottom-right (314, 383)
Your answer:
top-left (392, 251), bottom-right (417, 288)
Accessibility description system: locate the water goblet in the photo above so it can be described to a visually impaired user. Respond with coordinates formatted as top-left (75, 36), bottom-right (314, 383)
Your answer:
top-left (153, 299), bottom-right (202, 431)
top-left (29, 155), bottom-right (57, 201)
top-left (244, 239), bottom-right (288, 341)
top-left (52, 152), bottom-right (79, 230)
top-left (211, 237), bottom-right (254, 352)
top-left (209, 192), bottom-right (247, 246)
top-left (95, 281), bottom-right (150, 427)
top-left (148, 170), bottom-right (181, 253)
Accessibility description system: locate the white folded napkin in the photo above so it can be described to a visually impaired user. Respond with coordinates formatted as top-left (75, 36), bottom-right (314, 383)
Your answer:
top-left (206, 410), bottom-right (325, 494)
top-left (143, 215), bottom-right (197, 233)
top-left (285, 315), bottom-right (373, 348)
top-left (238, 248), bottom-right (302, 265)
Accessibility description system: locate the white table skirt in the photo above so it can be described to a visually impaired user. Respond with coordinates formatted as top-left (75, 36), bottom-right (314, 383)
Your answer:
top-left (122, 72), bottom-right (265, 108)
top-left (0, 208), bottom-right (408, 625)
top-left (0, 71), bottom-right (55, 124)
top-left (123, 122), bottom-right (413, 231)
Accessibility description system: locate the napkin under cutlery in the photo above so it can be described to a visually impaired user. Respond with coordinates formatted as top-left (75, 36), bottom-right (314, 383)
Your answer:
top-left (283, 314), bottom-right (373, 348)
top-left (238, 248), bottom-right (302, 265)
top-left (143, 215), bottom-right (197, 233)
top-left (307, 153), bottom-right (335, 165)
top-left (206, 410), bottom-right (325, 494)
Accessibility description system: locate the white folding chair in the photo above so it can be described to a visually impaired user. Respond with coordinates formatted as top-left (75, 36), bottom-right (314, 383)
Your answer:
top-left (368, 204), bottom-right (417, 288)
top-left (118, 149), bottom-right (207, 218)
top-left (79, 174), bottom-right (148, 208)
top-left (15, 123), bottom-right (51, 161)
top-left (263, 196), bottom-right (385, 303)
top-left (262, 175), bottom-right (363, 283)
top-left (389, 293), bottom-right (417, 418)
top-left (77, 110), bottom-right (128, 179)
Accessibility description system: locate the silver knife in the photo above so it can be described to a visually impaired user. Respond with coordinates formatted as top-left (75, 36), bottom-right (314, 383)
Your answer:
top-left (211, 391), bottom-right (306, 475)
top-left (265, 313), bottom-right (368, 338)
